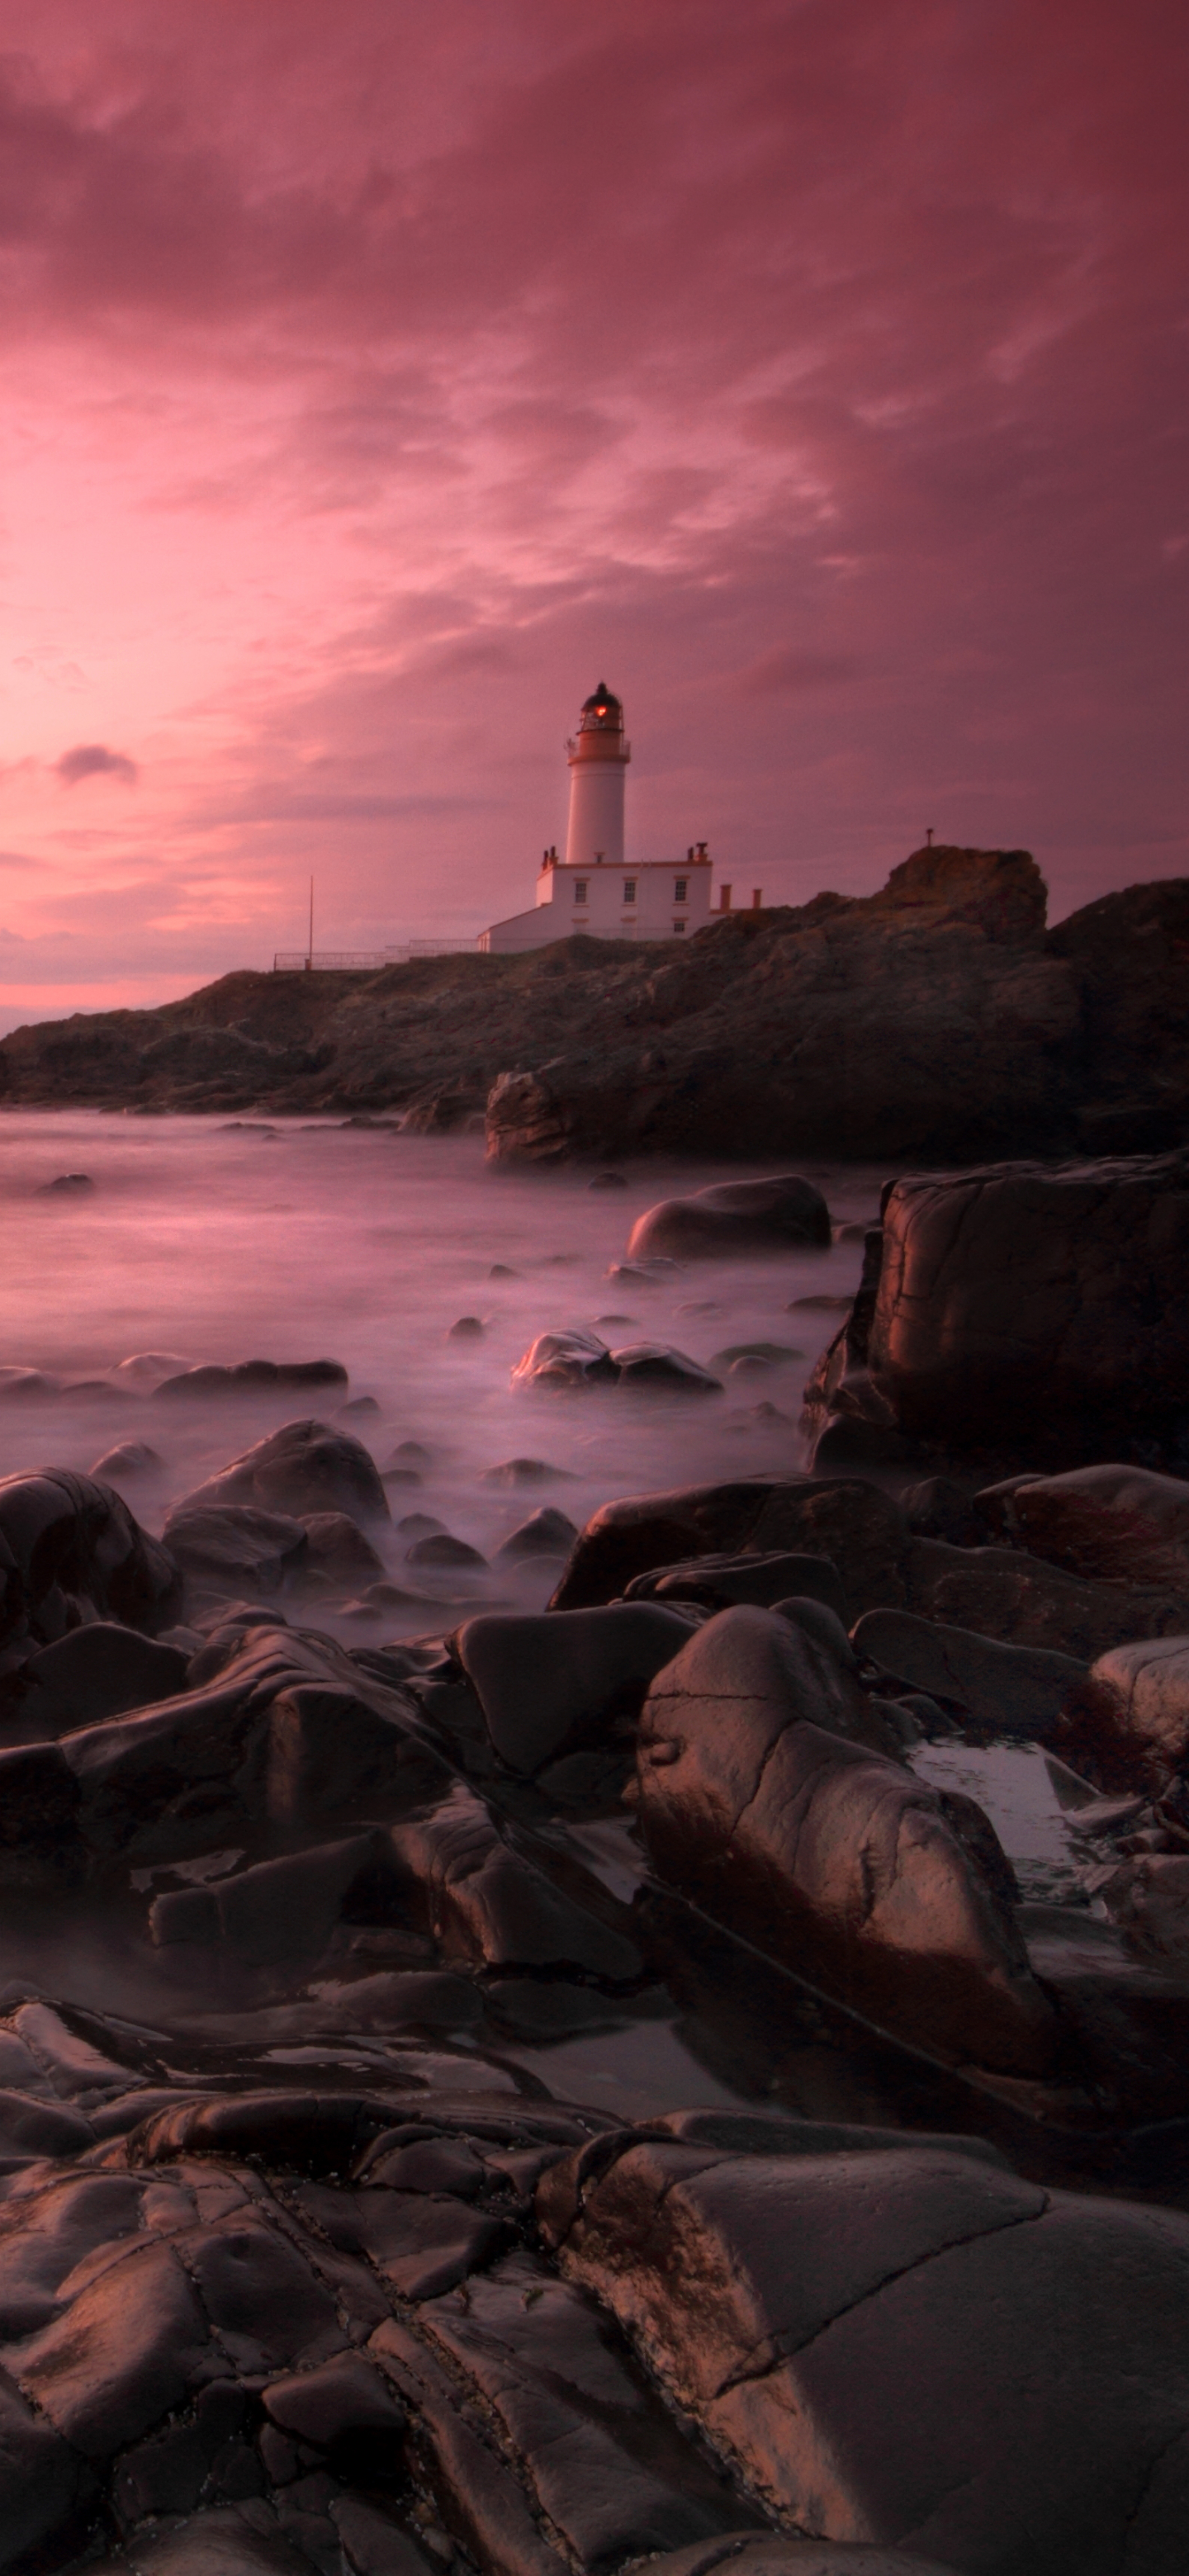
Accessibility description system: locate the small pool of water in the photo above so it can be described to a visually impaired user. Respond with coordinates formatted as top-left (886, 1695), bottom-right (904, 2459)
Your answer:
top-left (910, 1742), bottom-right (1087, 1906)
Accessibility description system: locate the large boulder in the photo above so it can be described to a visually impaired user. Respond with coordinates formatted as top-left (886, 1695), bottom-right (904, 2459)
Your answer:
top-left (627, 1177), bottom-right (831, 1261)
top-left (976, 1464), bottom-right (1189, 1589)
top-left (633, 1605), bottom-right (1055, 2072)
top-left (173, 1418), bottom-right (390, 1525)
top-left (454, 1603), bottom-right (696, 1776)
top-left (550, 1479), bottom-right (910, 1617)
top-left (539, 2121), bottom-right (1189, 2576)
top-left (805, 1152), bottom-right (1189, 1468)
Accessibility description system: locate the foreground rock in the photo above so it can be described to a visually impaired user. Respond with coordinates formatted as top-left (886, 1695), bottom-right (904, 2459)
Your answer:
top-left (633, 1606), bottom-right (1054, 2072)
top-left (804, 1152), bottom-right (1189, 1470)
top-left (0, 1470), bottom-right (180, 1655)
top-left (627, 1175), bottom-right (831, 1260)
top-left (540, 2119), bottom-right (1189, 2576)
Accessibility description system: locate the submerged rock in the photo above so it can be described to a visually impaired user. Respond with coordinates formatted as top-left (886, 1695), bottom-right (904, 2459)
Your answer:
top-left (175, 1418), bottom-right (389, 1526)
top-left (628, 1174), bottom-right (831, 1260)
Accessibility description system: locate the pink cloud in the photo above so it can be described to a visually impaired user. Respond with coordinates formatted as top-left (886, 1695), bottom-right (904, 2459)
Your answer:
top-left (0, 0), bottom-right (1180, 1008)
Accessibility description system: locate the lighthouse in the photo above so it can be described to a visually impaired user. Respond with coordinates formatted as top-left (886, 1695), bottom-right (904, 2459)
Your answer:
top-left (478, 683), bottom-right (724, 952)
top-left (563, 683), bottom-right (630, 869)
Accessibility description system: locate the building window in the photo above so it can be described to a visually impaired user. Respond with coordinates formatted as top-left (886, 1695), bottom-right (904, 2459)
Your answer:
top-left (675, 877), bottom-right (688, 903)
top-left (673, 920), bottom-right (686, 935)
top-left (574, 880), bottom-right (587, 903)
top-left (623, 879), bottom-right (636, 903)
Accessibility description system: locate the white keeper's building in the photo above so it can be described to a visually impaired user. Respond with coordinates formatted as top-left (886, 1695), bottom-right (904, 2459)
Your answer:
top-left (478, 684), bottom-right (751, 953)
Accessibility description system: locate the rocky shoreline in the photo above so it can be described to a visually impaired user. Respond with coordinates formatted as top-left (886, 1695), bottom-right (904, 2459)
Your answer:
top-left (1, 849), bottom-right (1186, 1167)
top-left (0, 1154), bottom-right (1182, 2570)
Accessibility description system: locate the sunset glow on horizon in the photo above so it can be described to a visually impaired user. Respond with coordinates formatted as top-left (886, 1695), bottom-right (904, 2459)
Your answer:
top-left (0, 0), bottom-right (1183, 1025)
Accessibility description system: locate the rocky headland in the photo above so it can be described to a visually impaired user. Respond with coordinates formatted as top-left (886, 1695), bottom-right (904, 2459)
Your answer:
top-left (2, 847), bottom-right (1186, 1164)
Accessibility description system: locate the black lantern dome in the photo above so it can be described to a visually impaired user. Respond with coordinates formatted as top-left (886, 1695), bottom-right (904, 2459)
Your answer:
top-left (578, 682), bottom-right (623, 733)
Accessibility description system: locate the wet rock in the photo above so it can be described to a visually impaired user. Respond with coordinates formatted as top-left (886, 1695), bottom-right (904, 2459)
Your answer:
top-left (409, 2251), bottom-right (753, 2569)
top-left (454, 1603), bottom-right (695, 1776)
top-left (161, 1503), bottom-right (310, 1605)
top-left (0, 1469), bottom-right (181, 1651)
top-left (263, 2350), bottom-right (405, 2446)
top-left (626, 1550), bottom-right (848, 1622)
top-left (389, 1442), bottom-right (432, 1470)
top-left (63, 1620), bottom-right (446, 1858)
top-left (39, 1172), bottom-right (94, 1194)
top-left (627, 1177), bottom-right (831, 1260)
top-left (406, 1534), bottom-right (487, 1572)
top-left (387, 1782), bottom-right (642, 1979)
top-left (495, 1507), bottom-right (579, 1560)
top-left (1056, 1636), bottom-right (1189, 1790)
top-left (339, 1394), bottom-right (382, 1418)
top-left (712, 1342), bottom-right (804, 1373)
top-left (635, 1606), bottom-right (1055, 2070)
top-left (178, 1419), bottom-right (390, 1525)
top-left (149, 1832), bottom-right (395, 1966)
top-left (0, 1624), bottom-right (189, 1742)
top-left (541, 2128), bottom-right (1189, 2576)
top-left (448, 1317), bottom-right (484, 1339)
top-left (808, 1153), bottom-right (1189, 1467)
top-left (298, 1513), bottom-right (387, 1593)
top-left (609, 1342), bottom-right (724, 1395)
top-left (155, 1358), bottom-right (348, 1399)
top-left (10, 2231), bottom-right (211, 2454)
top-left (511, 1329), bottom-right (618, 1391)
top-left (588, 1170), bottom-right (628, 1189)
top-left (900, 1475), bottom-right (984, 1547)
top-left (90, 1441), bottom-right (165, 1482)
top-left (851, 1609), bottom-right (1087, 1735)
top-left (481, 1457), bottom-right (576, 1489)
top-left (0, 1369), bottom-right (61, 1403)
top-left (978, 1462), bottom-right (1189, 1589)
top-left (903, 1535), bottom-right (1189, 1660)
top-left (94, 2509), bottom-right (323, 2573)
top-left (550, 1480), bottom-right (806, 1611)
top-left (553, 1478), bottom-right (910, 1618)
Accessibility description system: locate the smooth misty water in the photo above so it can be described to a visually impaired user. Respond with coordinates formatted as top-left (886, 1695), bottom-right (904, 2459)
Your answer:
top-left (0, 1112), bottom-right (885, 1611)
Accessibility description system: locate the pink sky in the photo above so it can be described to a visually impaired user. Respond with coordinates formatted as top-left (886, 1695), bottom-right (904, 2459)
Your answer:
top-left (0, 0), bottom-right (1183, 1025)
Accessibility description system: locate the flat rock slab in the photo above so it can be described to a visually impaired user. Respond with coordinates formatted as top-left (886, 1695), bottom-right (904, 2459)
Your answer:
top-left (1056, 1635), bottom-right (1189, 1788)
top-left (455, 1602), bottom-right (694, 1775)
top-left (851, 1608), bottom-right (1085, 1734)
top-left (540, 2131), bottom-right (1189, 2576)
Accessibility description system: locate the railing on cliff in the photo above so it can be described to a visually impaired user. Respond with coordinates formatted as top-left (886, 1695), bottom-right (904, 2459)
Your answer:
top-left (272, 941), bottom-right (474, 972)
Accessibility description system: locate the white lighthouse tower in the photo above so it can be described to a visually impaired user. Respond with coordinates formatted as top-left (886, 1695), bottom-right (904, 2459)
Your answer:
top-left (563, 683), bottom-right (630, 868)
top-left (478, 682), bottom-right (726, 952)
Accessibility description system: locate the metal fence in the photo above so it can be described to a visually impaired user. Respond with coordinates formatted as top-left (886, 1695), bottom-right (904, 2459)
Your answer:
top-left (272, 940), bottom-right (475, 972)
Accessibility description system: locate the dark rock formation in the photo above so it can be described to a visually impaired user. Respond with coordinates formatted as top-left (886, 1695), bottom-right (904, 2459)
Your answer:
top-left (175, 1419), bottom-right (390, 1525)
top-left (803, 1153), bottom-right (1189, 1470)
top-left (977, 1463), bottom-right (1189, 1589)
top-left (2, 852), bottom-right (1184, 1163)
top-left (540, 2122), bottom-right (1189, 2575)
